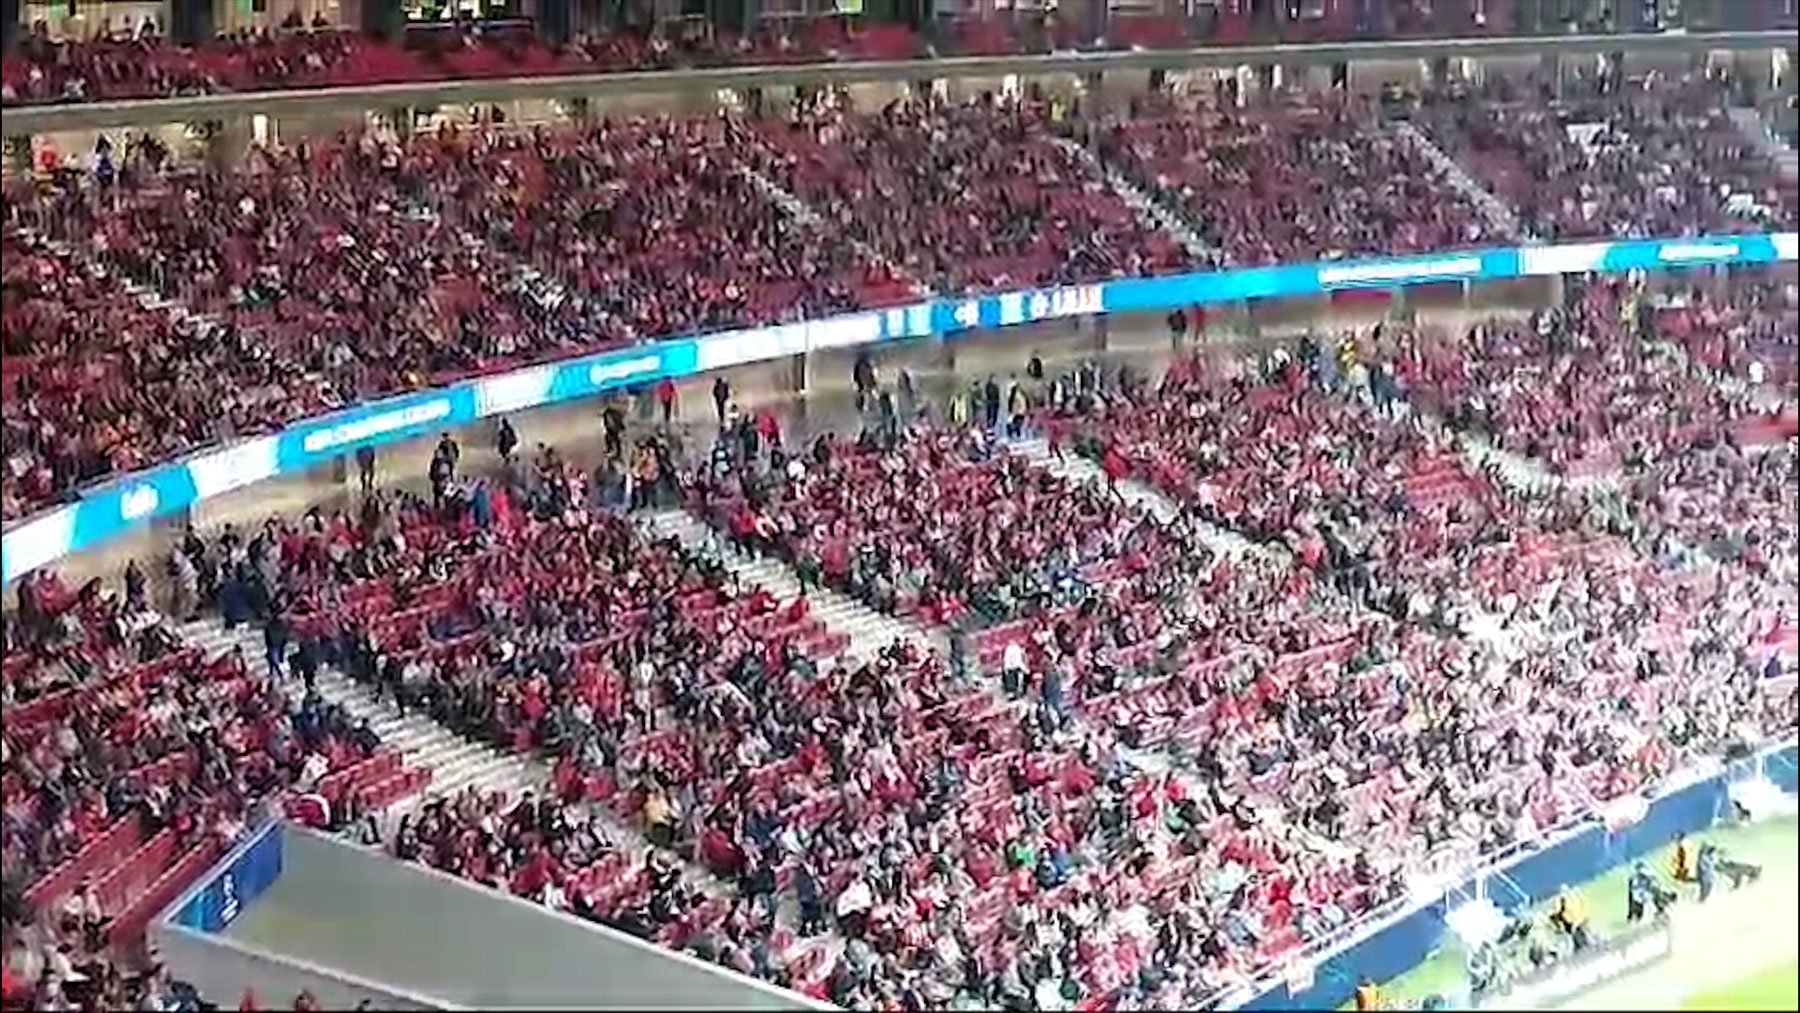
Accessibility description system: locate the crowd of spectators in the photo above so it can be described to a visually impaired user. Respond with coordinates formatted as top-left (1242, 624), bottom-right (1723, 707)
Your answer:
top-left (3, 13), bottom-right (1798, 1005)
top-left (1, 17), bottom-right (922, 106)
top-left (0, 225), bottom-right (205, 520)
top-left (1418, 72), bottom-right (1799, 240)
top-left (7, 73), bottom-right (1796, 523)
top-left (1, 500), bottom-right (432, 1010)
top-left (1, 933), bottom-right (263, 1013)
top-left (13, 0), bottom-right (1738, 107)
top-left (1, 113), bottom-right (905, 520)
top-left (1098, 88), bottom-right (1494, 265)
top-left (4, 295), bottom-right (1795, 1009)
top-left (1384, 278), bottom-right (1785, 476)
top-left (1649, 266), bottom-right (1800, 399)
top-left (697, 418), bottom-right (1189, 628)
top-left (749, 90), bottom-right (1189, 292)
top-left (127, 424), bottom-right (1405, 1010)
top-left (680, 355), bottom-right (1792, 1002)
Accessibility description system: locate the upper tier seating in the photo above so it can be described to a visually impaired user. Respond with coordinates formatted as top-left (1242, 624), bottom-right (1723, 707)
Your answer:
top-left (30, 0), bottom-right (1791, 107)
top-left (747, 93), bottom-right (1189, 292)
top-left (1, 19), bottom-right (925, 106)
top-left (1098, 90), bottom-right (1494, 265)
top-left (1418, 73), bottom-right (1799, 240)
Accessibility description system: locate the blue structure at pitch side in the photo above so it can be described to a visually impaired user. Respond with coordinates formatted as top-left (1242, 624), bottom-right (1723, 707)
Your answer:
top-left (1229, 739), bottom-right (1798, 1010)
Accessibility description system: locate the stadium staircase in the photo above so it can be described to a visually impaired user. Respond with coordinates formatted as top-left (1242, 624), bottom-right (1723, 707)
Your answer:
top-left (637, 508), bottom-right (943, 660)
top-left (176, 616), bottom-right (850, 984)
top-left (1047, 135), bottom-right (1223, 265)
top-left (1728, 106), bottom-right (1799, 180)
top-left (1390, 120), bottom-right (1529, 241)
top-left (1003, 435), bottom-right (1275, 562)
top-left (737, 165), bottom-right (935, 300)
top-left (1448, 423), bottom-right (1619, 496)
top-left (12, 226), bottom-right (218, 335)
top-left (1001, 438), bottom-right (1420, 863)
top-left (1004, 432), bottom-right (1548, 659)
top-left (180, 618), bottom-right (547, 809)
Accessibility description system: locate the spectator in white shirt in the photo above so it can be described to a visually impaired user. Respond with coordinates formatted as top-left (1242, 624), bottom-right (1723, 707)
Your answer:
top-left (836, 874), bottom-right (874, 937)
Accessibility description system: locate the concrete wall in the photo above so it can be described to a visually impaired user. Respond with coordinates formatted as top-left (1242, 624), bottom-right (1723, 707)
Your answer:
top-left (217, 828), bottom-right (823, 1012)
top-left (149, 920), bottom-right (454, 1012)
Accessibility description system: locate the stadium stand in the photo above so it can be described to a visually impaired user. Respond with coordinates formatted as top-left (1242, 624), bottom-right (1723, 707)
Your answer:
top-left (1096, 89), bottom-right (1497, 265)
top-left (6, 77), bottom-right (1796, 521)
top-left (1418, 74), bottom-right (1799, 240)
top-left (3, 12), bottom-right (1797, 1010)
top-left (745, 92), bottom-right (1189, 291)
top-left (22, 0), bottom-right (1795, 107)
top-left (12, 320), bottom-right (1790, 1004)
top-left (0, 19), bottom-right (925, 105)
top-left (1385, 278), bottom-right (1785, 475)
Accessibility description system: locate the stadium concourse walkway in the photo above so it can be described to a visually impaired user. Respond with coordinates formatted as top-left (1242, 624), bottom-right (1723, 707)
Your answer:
top-left (47, 284), bottom-right (1539, 593)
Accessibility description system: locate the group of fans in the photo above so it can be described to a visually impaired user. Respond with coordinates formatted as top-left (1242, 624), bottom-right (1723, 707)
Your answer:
top-left (2, 29), bottom-right (1798, 1013)
top-left (5, 71), bottom-right (1794, 524)
top-left (2, 0), bottom-right (1715, 107)
top-left (12, 260), bottom-right (1793, 1008)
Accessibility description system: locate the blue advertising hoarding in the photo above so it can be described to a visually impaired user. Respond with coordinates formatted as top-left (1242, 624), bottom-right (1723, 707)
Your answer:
top-left (172, 820), bottom-right (285, 935)
top-left (4, 230), bottom-right (1795, 584)
top-left (1229, 740), bottom-right (1799, 1011)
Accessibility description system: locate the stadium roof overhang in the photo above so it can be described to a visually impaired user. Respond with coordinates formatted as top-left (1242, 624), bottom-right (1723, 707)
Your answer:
top-left (5, 28), bottom-right (1793, 133)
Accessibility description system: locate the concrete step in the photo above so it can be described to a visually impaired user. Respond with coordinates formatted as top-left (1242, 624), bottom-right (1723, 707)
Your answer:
top-left (638, 508), bottom-right (944, 661)
top-left (181, 618), bottom-right (545, 814)
top-left (1003, 435), bottom-right (1274, 562)
top-left (1052, 135), bottom-right (1221, 265)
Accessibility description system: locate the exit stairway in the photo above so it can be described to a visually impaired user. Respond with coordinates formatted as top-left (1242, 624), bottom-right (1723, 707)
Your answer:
top-left (179, 618), bottom-right (547, 812)
top-left (636, 507), bottom-right (943, 660)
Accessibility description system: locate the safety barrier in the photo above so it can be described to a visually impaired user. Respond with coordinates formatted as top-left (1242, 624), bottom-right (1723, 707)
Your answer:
top-left (170, 817), bottom-right (285, 935)
top-left (1226, 737), bottom-right (1800, 1010)
top-left (152, 824), bottom-right (822, 1010)
top-left (4, 230), bottom-right (1795, 584)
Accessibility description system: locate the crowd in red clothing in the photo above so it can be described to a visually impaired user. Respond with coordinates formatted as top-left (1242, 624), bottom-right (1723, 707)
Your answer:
top-left (748, 92), bottom-right (1189, 292)
top-left (1652, 267), bottom-right (1800, 398)
top-left (0, 18), bottom-right (923, 106)
top-left (1098, 89), bottom-right (1495, 266)
top-left (1386, 279), bottom-right (1790, 477)
top-left (4, 293), bottom-right (1796, 1009)
top-left (1, 114), bottom-right (900, 521)
top-left (16, 0), bottom-right (1761, 108)
top-left (6, 74), bottom-right (1795, 524)
top-left (291, 434), bottom-right (1403, 1009)
top-left (1419, 72), bottom-right (1799, 240)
